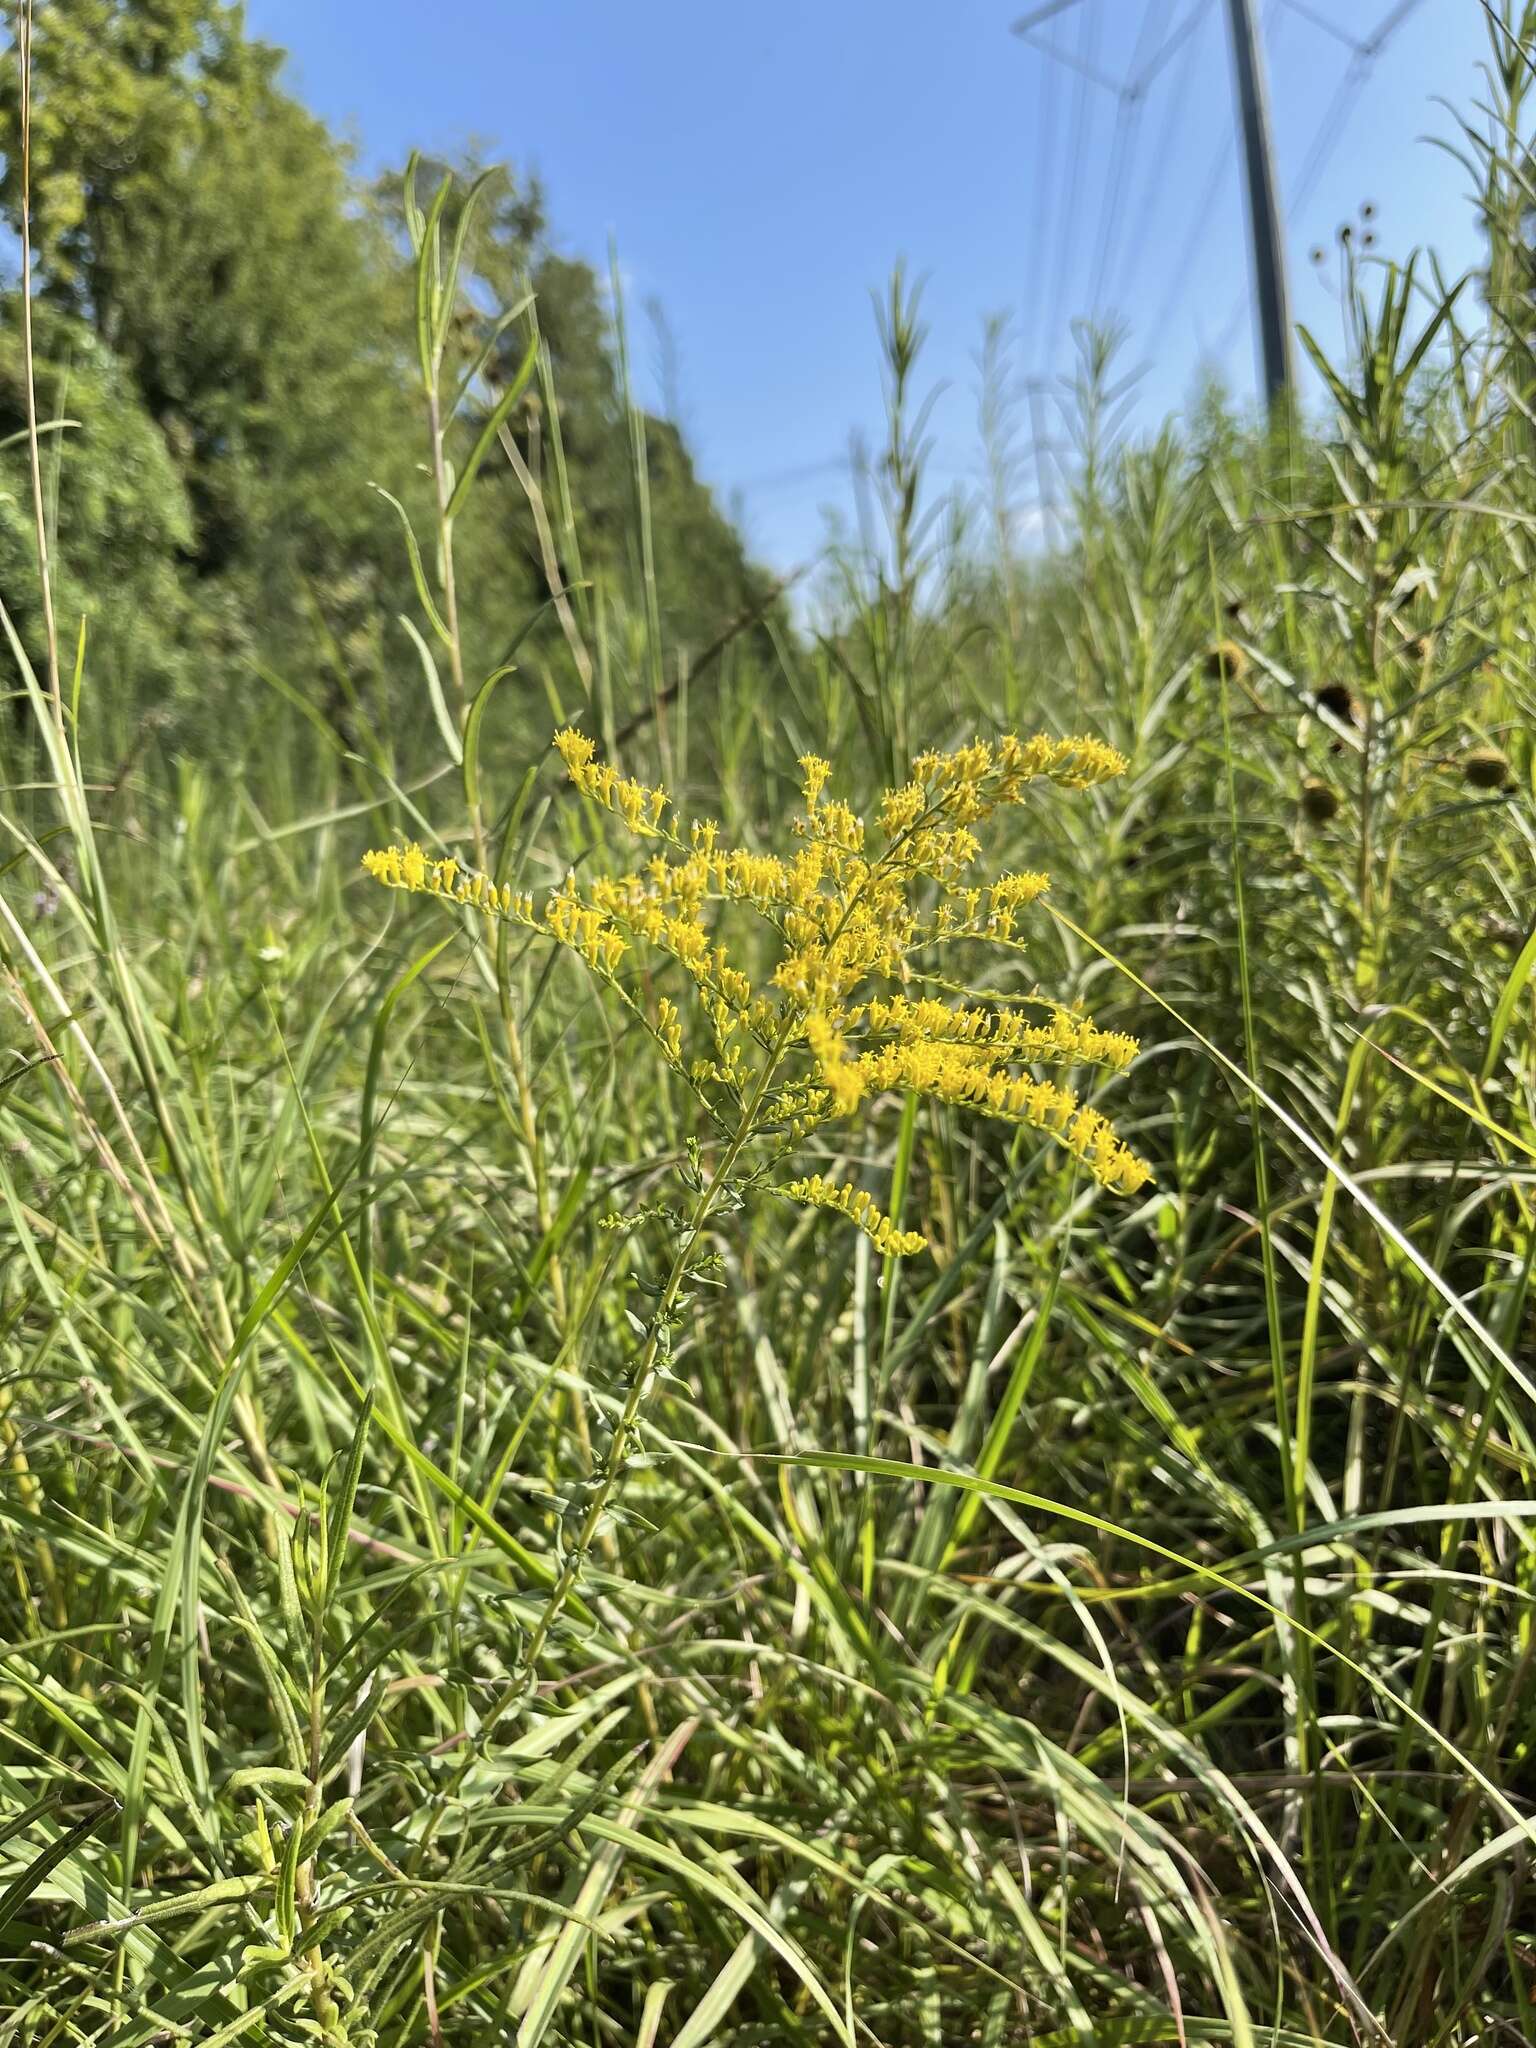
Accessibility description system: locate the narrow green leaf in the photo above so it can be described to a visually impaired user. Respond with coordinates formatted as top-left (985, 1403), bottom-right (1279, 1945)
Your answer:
top-left (445, 332), bottom-right (539, 524)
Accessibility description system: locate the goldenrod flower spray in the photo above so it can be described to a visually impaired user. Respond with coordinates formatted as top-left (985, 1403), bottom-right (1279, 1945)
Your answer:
top-left (364, 727), bottom-right (1149, 1720)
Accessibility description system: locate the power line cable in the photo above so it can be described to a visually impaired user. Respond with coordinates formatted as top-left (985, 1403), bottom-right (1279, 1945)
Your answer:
top-left (1018, 0), bottom-right (1214, 353)
top-left (1089, 103), bottom-right (1145, 317)
top-left (1011, 0), bottom-right (1087, 34)
top-left (1017, 0), bottom-right (1268, 374)
top-left (1212, 44), bottom-right (1360, 357)
top-left (1149, 129), bottom-right (1236, 345)
top-left (1279, 0), bottom-right (1357, 48)
top-left (1022, 18), bottom-right (1063, 368)
top-left (1137, 0), bottom-right (1217, 92)
top-left (1213, 0), bottom-right (1428, 364)
top-left (1288, 58), bottom-right (1368, 216)
top-left (736, 456), bottom-right (854, 495)
top-left (1049, 0), bottom-right (1100, 372)
top-left (1088, 3), bottom-right (1165, 316)
top-left (1111, 0), bottom-right (1217, 313)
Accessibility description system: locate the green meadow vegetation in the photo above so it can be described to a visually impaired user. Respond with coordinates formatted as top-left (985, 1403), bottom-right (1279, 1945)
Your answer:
top-left (3, 3), bottom-right (1536, 2042)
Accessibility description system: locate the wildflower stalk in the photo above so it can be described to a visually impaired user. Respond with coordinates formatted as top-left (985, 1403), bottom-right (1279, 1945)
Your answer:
top-left (367, 727), bottom-right (1150, 1784)
top-left (427, 377), bottom-right (474, 838)
top-left (406, 1048), bottom-right (790, 1882)
top-left (482, 1038), bottom-right (785, 1744)
top-left (437, 800), bottom-right (949, 1776)
top-left (417, 215), bottom-right (481, 869)
top-left (437, 493), bottom-right (577, 1378)
top-left (409, 173), bottom-right (579, 1394)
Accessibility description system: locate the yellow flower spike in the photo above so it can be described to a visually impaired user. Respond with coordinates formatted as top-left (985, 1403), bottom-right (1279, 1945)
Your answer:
top-left (989, 870), bottom-right (1052, 914)
top-left (361, 846), bottom-right (402, 888)
top-left (783, 1173), bottom-right (927, 1257)
top-left (879, 782), bottom-right (926, 836)
top-left (553, 726), bottom-right (598, 788)
top-left (860, 994), bottom-right (1139, 1075)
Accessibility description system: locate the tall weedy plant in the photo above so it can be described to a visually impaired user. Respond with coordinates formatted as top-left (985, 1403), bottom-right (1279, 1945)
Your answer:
top-left (363, 724), bottom-right (1149, 1708)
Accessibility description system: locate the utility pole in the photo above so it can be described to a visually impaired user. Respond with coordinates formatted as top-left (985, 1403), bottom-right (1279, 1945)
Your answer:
top-left (1223, 0), bottom-right (1294, 405)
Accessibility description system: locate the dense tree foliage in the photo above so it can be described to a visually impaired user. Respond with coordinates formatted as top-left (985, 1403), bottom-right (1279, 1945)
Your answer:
top-left (0, 305), bottom-right (194, 709)
top-left (0, 1), bottom-right (781, 767)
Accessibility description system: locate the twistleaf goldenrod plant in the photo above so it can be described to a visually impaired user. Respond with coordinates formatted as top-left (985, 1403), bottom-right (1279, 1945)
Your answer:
top-left (363, 729), bottom-right (1149, 1702)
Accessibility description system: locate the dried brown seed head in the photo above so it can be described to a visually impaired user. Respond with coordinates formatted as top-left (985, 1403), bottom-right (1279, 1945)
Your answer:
top-left (1463, 746), bottom-right (1513, 792)
top-left (1315, 682), bottom-right (1360, 724)
top-left (1301, 777), bottom-right (1340, 823)
top-left (1205, 639), bottom-right (1247, 682)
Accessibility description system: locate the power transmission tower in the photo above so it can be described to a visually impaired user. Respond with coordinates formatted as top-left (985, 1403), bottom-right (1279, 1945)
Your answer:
top-left (1223, 0), bottom-right (1295, 404)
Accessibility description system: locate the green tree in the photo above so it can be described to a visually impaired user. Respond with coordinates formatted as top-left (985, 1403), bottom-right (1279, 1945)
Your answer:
top-left (0, 0), bottom-right (247, 317)
top-left (0, 305), bottom-right (193, 736)
top-left (1, 5), bottom-right (783, 770)
top-left (2, 5), bottom-right (412, 682)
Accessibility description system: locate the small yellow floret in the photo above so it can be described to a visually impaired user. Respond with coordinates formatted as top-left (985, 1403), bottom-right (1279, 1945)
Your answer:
top-left (655, 996), bottom-right (683, 1064)
top-left (805, 1010), bottom-right (864, 1116)
top-left (553, 726), bottom-right (597, 777)
top-left (849, 1036), bottom-right (1151, 1193)
top-left (879, 782), bottom-right (926, 836)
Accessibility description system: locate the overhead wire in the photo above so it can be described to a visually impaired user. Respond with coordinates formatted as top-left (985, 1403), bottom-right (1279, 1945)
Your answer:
top-left (1137, 0), bottom-right (1218, 93)
top-left (1145, 0), bottom-right (1294, 352)
top-left (1088, 2), bottom-right (1166, 318)
top-left (733, 1), bottom-right (1432, 567)
top-left (1022, 6), bottom-right (1064, 372)
top-left (1149, 130), bottom-right (1237, 346)
top-left (1111, 0), bottom-right (1217, 315)
top-left (1284, 0), bottom-right (1430, 218)
top-left (1048, 0), bottom-right (1100, 375)
top-left (760, 0), bottom-right (1433, 552)
top-left (1279, 0), bottom-right (1358, 48)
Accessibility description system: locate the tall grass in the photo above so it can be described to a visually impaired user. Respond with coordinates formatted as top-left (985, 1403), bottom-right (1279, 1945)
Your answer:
top-left (3, 9), bottom-right (1536, 2045)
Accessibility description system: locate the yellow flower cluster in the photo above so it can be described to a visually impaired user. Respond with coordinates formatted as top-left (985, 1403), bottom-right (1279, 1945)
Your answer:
top-left (910, 730), bottom-right (1128, 809)
top-left (362, 725), bottom-right (1152, 1220)
top-left (361, 843), bottom-right (627, 974)
top-left (545, 886), bottom-right (628, 974)
top-left (844, 1039), bottom-right (1151, 1195)
top-left (985, 871), bottom-right (1054, 938)
top-left (782, 1173), bottom-right (927, 1258)
top-left (857, 994), bottom-right (1139, 1072)
top-left (656, 995), bottom-right (683, 1064)
top-left (554, 726), bottom-right (670, 834)
top-left (362, 842), bottom-right (531, 918)
top-left (799, 754), bottom-right (832, 807)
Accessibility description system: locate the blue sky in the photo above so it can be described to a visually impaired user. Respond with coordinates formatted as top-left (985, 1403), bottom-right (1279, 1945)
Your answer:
top-left (246, 1), bottom-right (1491, 573)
